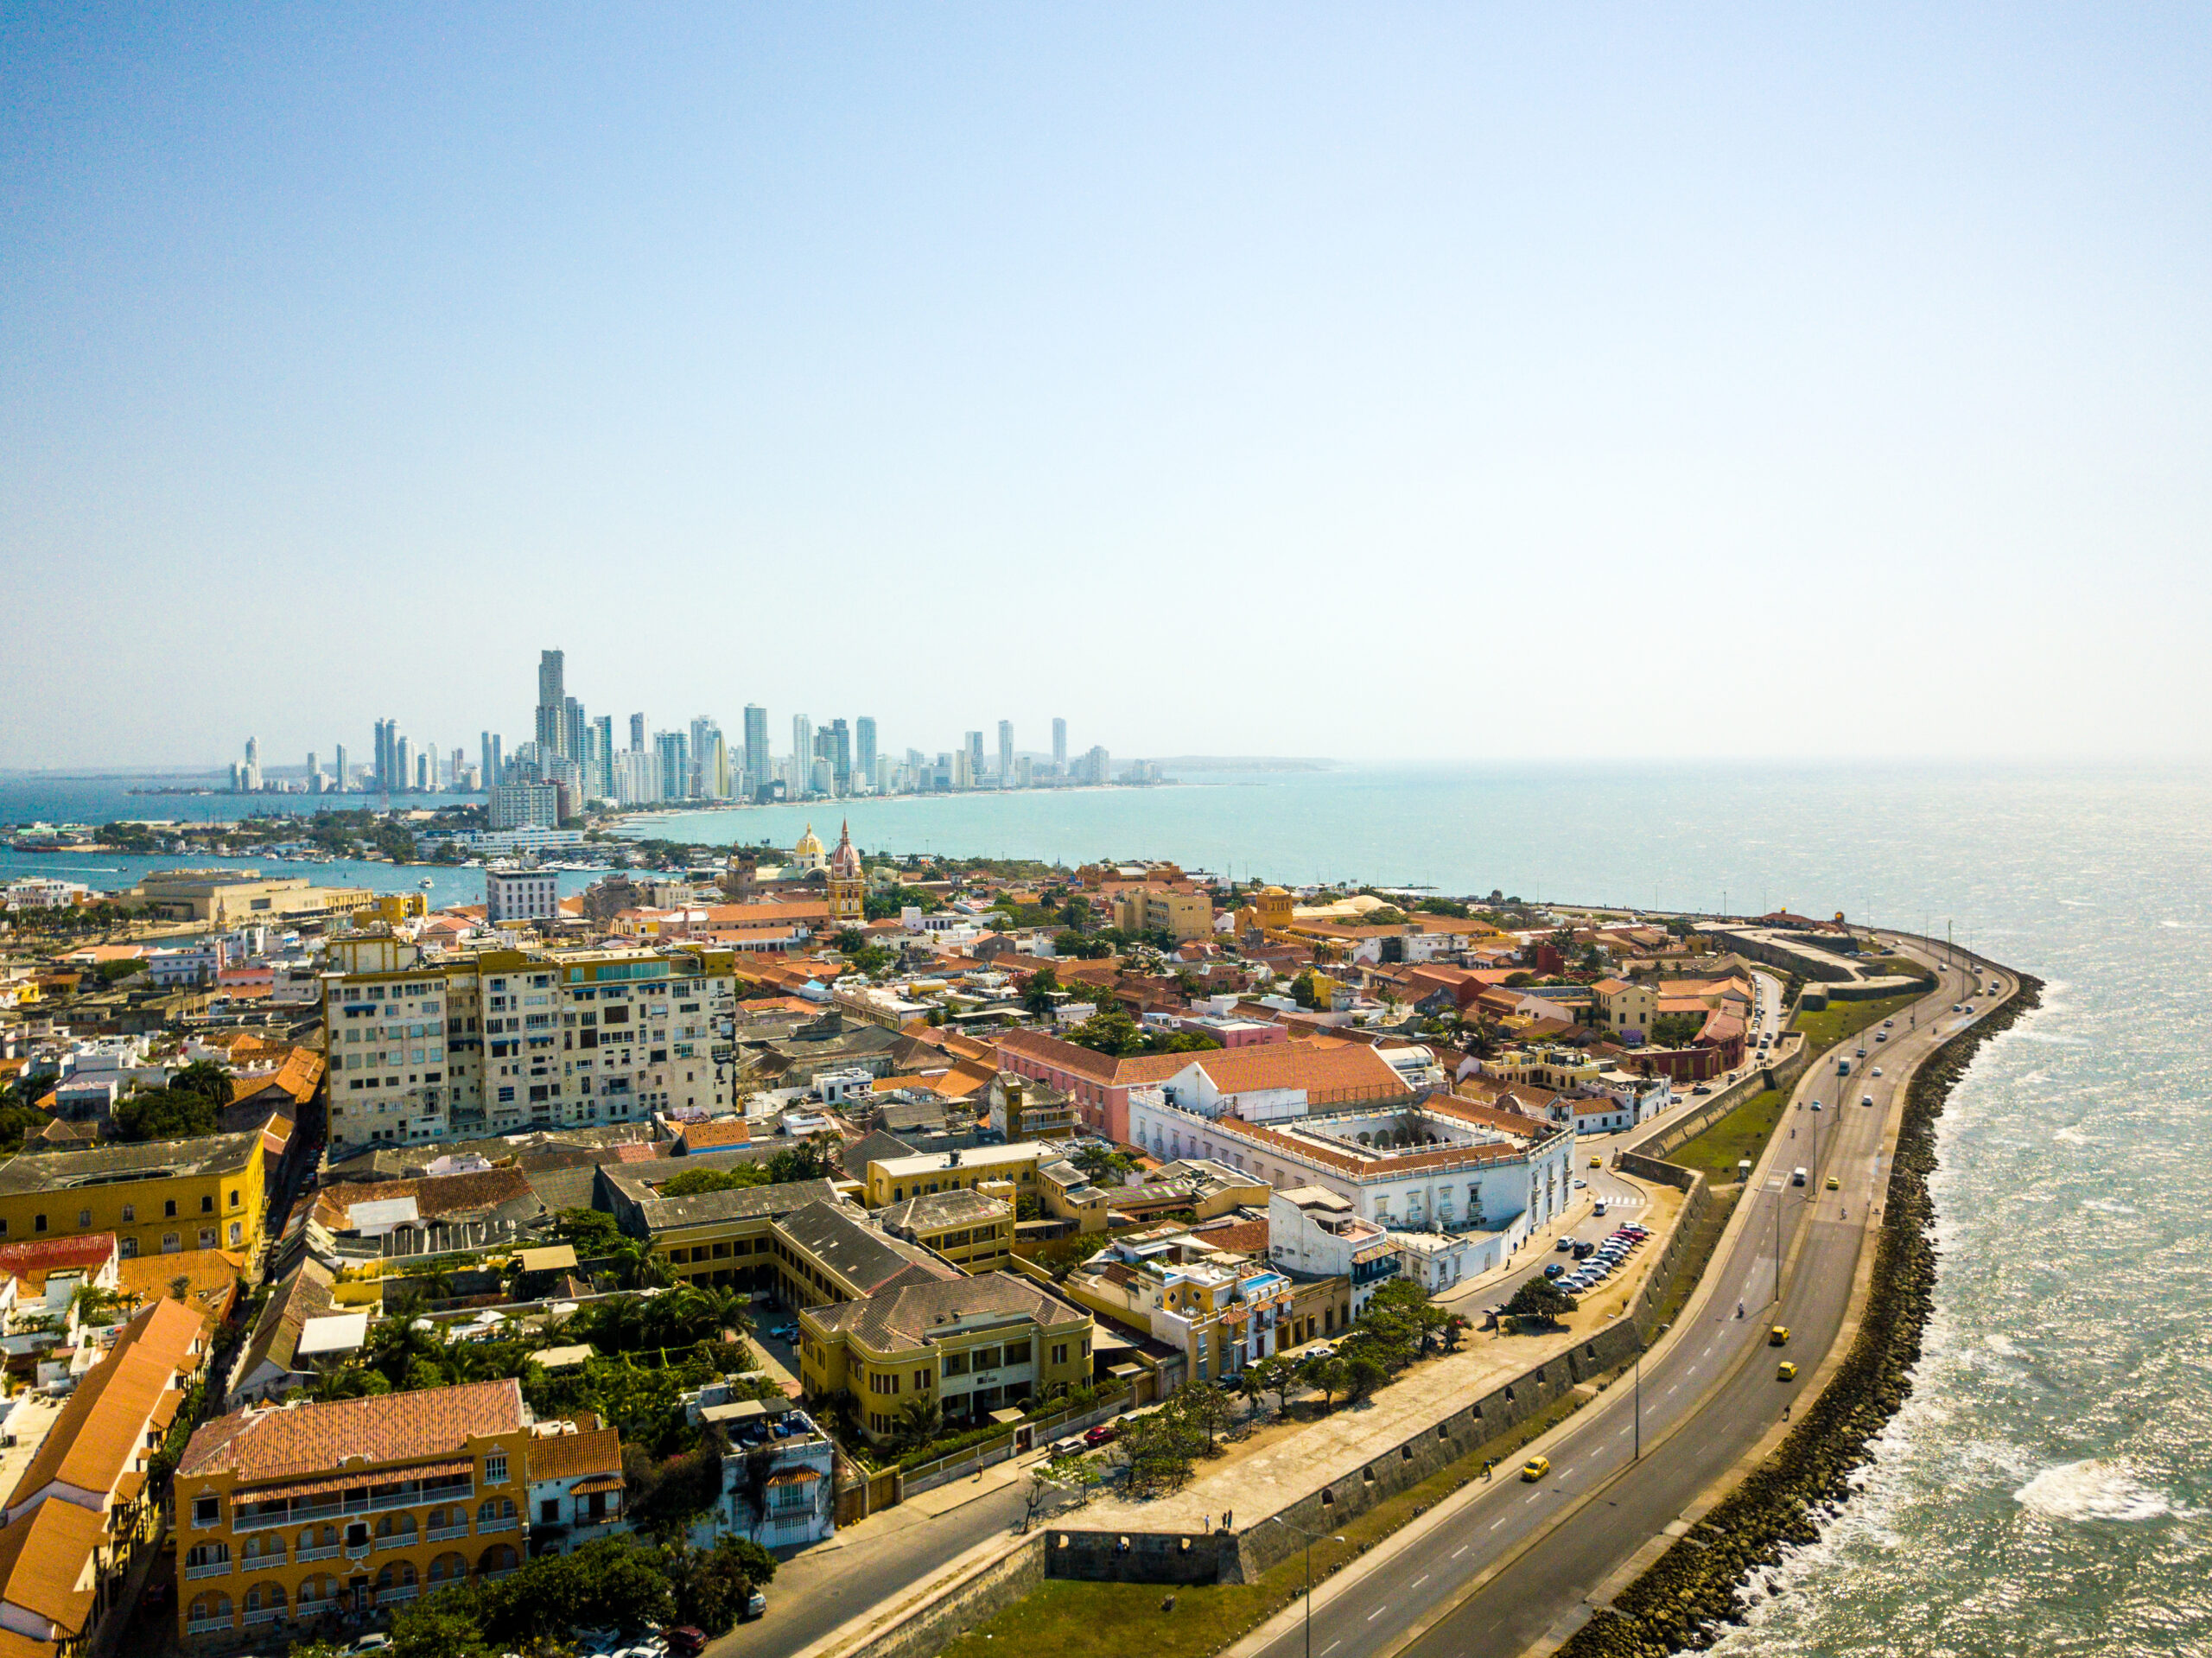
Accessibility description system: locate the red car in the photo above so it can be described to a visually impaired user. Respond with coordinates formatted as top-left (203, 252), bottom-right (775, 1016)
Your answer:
top-left (664, 1629), bottom-right (707, 1657)
top-left (1083, 1422), bottom-right (1120, 1447)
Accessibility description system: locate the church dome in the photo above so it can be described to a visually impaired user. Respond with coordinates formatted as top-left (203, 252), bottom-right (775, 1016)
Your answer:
top-left (793, 823), bottom-right (824, 858)
top-left (830, 821), bottom-right (863, 879)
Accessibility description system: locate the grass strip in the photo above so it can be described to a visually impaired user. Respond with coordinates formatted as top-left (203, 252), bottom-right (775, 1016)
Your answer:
top-left (935, 1394), bottom-right (1591, 1658)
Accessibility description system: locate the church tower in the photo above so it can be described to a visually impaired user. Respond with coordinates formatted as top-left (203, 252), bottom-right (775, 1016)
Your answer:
top-left (827, 821), bottom-right (865, 925)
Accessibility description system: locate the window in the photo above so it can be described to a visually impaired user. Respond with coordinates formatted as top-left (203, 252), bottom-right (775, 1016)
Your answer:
top-left (1051, 1344), bottom-right (1069, 1366)
top-left (484, 1452), bottom-right (508, 1485)
top-left (78, 1208), bottom-right (91, 1227)
top-left (165, 1199), bottom-right (178, 1218)
top-left (33, 1215), bottom-right (45, 1234)
top-left (194, 1496), bottom-right (220, 1527)
top-left (1003, 1340), bottom-right (1031, 1365)
top-left (200, 1228), bottom-right (217, 1249)
top-left (540, 1499), bottom-right (559, 1523)
top-left (229, 1189), bottom-right (241, 1209)
top-left (163, 1233), bottom-right (181, 1253)
top-left (200, 1194), bottom-right (214, 1213)
top-left (120, 1236), bottom-right (138, 1258)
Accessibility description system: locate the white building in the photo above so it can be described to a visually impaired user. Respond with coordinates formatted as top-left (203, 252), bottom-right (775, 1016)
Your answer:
top-left (1267, 1186), bottom-right (1401, 1314)
top-left (1128, 1089), bottom-right (1576, 1273)
top-left (682, 1393), bottom-right (837, 1549)
top-left (486, 867), bottom-right (561, 927)
top-left (3, 878), bottom-right (89, 911)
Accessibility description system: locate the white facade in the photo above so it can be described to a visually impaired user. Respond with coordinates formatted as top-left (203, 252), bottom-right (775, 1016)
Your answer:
top-left (3, 878), bottom-right (89, 910)
top-left (1267, 1187), bottom-right (1400, 1313)
top-left (1129, 1089), bottom-right (1576, 1257)
top-left (486, 868), bottom-right (560, 926)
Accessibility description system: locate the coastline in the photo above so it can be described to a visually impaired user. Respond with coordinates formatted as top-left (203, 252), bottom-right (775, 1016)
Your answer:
top-left (1555, 969), bottom-right (2048, 1658)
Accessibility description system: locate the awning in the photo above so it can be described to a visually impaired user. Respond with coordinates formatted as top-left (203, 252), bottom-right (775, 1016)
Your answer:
top-left (569, 1474), bottom-right (625, 1496)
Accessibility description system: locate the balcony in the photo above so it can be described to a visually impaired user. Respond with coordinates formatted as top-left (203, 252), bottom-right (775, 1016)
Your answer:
top-left (297, 1543), bottom-right (343, 1562)
top-left (187, 1616), bottom-right (234, 1635)
top-left (243, 1607), bottom-right (283, 1626)
top-left (428, 1523), bottom-right (470, 1542)
top-left (185, 1560), bottom-right (232, 1580)
top-left (480, 1567), bottom-right (518, 1581)
top-left (475, 1516), bottom-right (519, 1534)
top-left (378, 1585), bottom-right (419, 1604)
top-left (374, 1534), bottom-right (418, 1553)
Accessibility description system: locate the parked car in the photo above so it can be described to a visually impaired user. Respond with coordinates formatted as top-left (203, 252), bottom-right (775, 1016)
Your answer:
top-left (743, 1590), bottom-right (768, 1621)
top-left (1544, 1262), bottom-right (1564, 1279)
top-left (663, 1631), bottom-right (708, 1658)
top-left (769, 1323), bottom-right (799, 1344)
top-left (1084, 1422), bottom-right (1121, 1447)
top-left (1049, 1437), bottom-right (1087, 1459)
top-left (346, 1640), bottom-right (394, 1658)
top-left (1556, 1236), bottom-right (1575, 1251)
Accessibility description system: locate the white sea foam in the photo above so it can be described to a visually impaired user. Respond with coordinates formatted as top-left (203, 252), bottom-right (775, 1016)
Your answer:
top-left (2051, 1125), bottom-right (2093, 1146)
top-left (2056, 898), bottom-right (2092, 907)
top-left (2014, 1459), bottom-right (2196, 1522)
top-left (2012, 1031), bottom-right (2091, 1046)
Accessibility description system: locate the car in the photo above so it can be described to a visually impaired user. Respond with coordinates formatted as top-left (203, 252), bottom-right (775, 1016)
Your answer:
top-left (1573, 1178), bottom-right (1588, 1189)
top-left (1871, 1066), bottom-right (1882, 1077)
top-left (1862, 1094), bottom-right (1874, 1107)
top-left (1769, 1325), bottom-right (1791, 1346)
top-left (1811, 1101), bottom-right (1823, 1111)
top-left (1952, 1003), bottom-right (1963, 1013)
top-left (1826, 1175), bottom-right (1840, 1191)
top-left (1572, 1241), bottom-right (1595, 1259)
top-left (1883, 1018), bottom-right (1895, 1027)
top-left (1856, 1047), bottom-right (1867, 1058)
top-left (768, 1323), bottom-right (799, 1344)
top-left (663, 1631), bottom-right (707, 1658)
top-left (1876, 1031), bottom-right (1888, 1043)
top-left (1544, 1263), bottom-right (1565, 1279)
top-left (1521, 1456), bottom-right (1551, 1482)
top-left (346, 1641), bottom-right (395, 1658)
top-left (574, 1634), bottom-right (620, 1654)
top-left (1777, 1361), bottom-right (1798, 1381)
top-left (1084, 1422), bottom-right (1120, 1447)
top-left (1590, 1156), bottom-right (1602, 1168)
top-left (1049, 1436), bottom-right (1087, 1459)
top-left (1690, 1084), bottom-right (1712, 1096)
top-left (1593, 1202), bottom-right (1608, 1217)
top-left (743, 1590), bottom-right (768, 1621)
top-left (1556, 1236), bottom-right (1575, 1251)
top-left (1963, 1003), bottom-right (1975, 1013)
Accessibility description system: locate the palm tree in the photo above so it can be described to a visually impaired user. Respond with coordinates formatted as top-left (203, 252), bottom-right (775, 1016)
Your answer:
top-left (892, 1396), bottom-right (944, 1453)
top-left (609, 1241), bottom-right (668, 1293)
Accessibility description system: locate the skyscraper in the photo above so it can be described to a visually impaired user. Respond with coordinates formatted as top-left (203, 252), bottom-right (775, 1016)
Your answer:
top-left (333, 743), bottom-right (348, 793)
top-left (828, 719), bottom-right (851, 791)
top-left (997, 721), bottom-right (1014, 783)
top-left (1052, 717), bottom-right (1067, 771)
top-left (855, 717), bottom-right (876, 792)
top-left (655, 731), bottom-right (690, 802)
top-left (395, 735), bottom-right (414, 793)
top-left (242, 737), bottom-right (262, 792)
top-left (594, 716), bottom-right (614, 797)
top-left (629, 712), bottom-right (646, 752)
top-left (372, 721), bottom-right (389, 791)
top-left (964, 731), bottom-right (984, 787)
top-left (741, 704), bottom-right (769, 797)
top-left (537, 650), bottom-right (567, 756)
top-left (563, 696), bottom-right (588, 765)
top-left (791, 716), bottom-right (813, 796)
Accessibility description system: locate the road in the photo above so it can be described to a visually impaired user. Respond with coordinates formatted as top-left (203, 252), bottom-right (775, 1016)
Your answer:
top-left (1234, 945), bottom-right (1999, 1658)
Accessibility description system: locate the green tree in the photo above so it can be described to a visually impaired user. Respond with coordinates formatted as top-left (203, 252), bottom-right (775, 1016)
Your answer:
top-left (554, 1208), bottom-right (622, 1257)
top-left (892, 1395), bottom-right (945, 1453)
top-left (1298, 1354), bottom-right (1348, 1411)
top-left (1022, 966), bottom-right (1062, 1018)
top-left (1290, 970), bottom-right (1325, 1011)
top-left (1342, 1351), bottom-right (1388, 1403)
top-left (1501, 1276), bottom-right (1578, 1327)
top-left (1068, 1006), bottom-right (1146, 1058)
top-left (391, 1604), bottom-right (493, 1658)
top-left (1240, 1356), bottom-right (1300, 1418)
top-left (658, 1166), bottom-right (766, 1198)
top-left (664, 1535), bottom-right (779, 1635)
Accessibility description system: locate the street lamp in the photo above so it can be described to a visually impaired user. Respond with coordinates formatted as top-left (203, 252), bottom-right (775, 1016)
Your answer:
top-left (1634, 1323), bottom-right (1669, 1460)
top-left (1774, 1185), bottom-right (1783, 1305)
top-left (1257, 1515), bottom-right (1348, 1658)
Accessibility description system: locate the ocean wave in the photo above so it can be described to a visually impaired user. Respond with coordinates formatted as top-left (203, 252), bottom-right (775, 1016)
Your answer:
top-left (2051, 1125), bottom-right (2093, 1146)
top-left (2011, 1031), bottom-right (2092, 1046)
top-left (2014, 1459), bottom-right (2198, 1523)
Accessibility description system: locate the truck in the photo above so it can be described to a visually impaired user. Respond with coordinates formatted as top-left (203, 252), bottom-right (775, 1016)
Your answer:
top-left (1837, 1057), bottom-right (1852, 1076)
top-left (1791, 1166), bottom-right (1808, 1186)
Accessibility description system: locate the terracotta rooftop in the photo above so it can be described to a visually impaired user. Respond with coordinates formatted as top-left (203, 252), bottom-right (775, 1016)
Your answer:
top-left (526, 1422), bottom-right (622, 1483)
top-left (179, 1377), bottom-right (526, 1484)
top-left (5, 1297), bottom-right (207, 1517)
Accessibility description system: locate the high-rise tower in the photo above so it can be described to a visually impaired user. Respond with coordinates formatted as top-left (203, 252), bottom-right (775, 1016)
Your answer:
top-left (537, 650), bottom-right (567, 756)
top-left (1052, 717), bottom-right (1068, 771)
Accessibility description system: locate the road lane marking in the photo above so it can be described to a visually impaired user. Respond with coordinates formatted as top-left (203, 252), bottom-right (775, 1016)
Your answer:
top-left (1491, 1517), bottom-right (1507, 1530)
top-left (1411, 1575), bottom-right (1428, 1588)
top-left (1452, 1546), bottom-right (1469, 1559)
top-left (1323, 1643), bottom-right (1340, 1655)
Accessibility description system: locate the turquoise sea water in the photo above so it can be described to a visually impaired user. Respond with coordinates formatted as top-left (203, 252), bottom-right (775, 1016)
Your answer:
top-left (5, 759), bottom-right (2208, 1651)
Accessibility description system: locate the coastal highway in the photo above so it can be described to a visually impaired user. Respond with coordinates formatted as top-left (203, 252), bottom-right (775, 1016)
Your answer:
top-left (1231, 947), bottom-right (2002, 1658)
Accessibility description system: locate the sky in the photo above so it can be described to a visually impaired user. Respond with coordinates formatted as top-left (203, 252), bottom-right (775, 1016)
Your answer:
top-left (3, 4), bottom-right (2209, 770)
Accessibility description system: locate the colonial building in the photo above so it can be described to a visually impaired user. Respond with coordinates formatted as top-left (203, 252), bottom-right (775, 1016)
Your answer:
top-left (826, 822), bottom-right (865, 926)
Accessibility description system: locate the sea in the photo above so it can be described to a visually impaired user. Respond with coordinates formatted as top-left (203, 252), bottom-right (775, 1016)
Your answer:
top-left (3, 759), bottom-right (2209, 1652)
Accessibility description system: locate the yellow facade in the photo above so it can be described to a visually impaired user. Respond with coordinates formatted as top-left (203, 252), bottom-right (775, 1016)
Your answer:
top-left (352, 893), bottom-right (429, 928)
top-left (0, 1131), bottom-right (268, 1262)
top-left (176, 1418), bottom-right (533, 1643)
top-left (863, 1144), bottom-right (1048, 1208)
top-left (798, 1294), bottom-right (1094, 1443)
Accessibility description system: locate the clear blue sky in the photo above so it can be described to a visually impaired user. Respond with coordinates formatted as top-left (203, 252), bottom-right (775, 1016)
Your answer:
top-left (3, 5), bottom-right (2208, 768)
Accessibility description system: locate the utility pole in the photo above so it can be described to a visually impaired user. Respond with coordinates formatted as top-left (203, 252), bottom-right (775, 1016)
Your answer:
top-left (1774, 1186), bottom-right (1783, 1305)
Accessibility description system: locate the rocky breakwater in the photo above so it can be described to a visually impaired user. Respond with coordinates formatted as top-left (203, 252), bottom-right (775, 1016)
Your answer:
top-left (1556, 972), bottom-right (2045, 1658)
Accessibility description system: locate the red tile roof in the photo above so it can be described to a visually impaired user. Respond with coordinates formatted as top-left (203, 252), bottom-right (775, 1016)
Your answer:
top-left (180, 1378), bottom-right (526, 1484)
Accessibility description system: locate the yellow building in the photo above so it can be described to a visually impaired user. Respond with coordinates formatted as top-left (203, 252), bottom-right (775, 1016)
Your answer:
top-left (874, 1188), bottom-right (1015, 1273)
top-left (126, 869), bottom-right (372, 925)
top-left (1592, 978), bottom-right (1657, 1041)
top-left (0, 1130), bottom-right (269, 1261)
top-left (862, 1142), bottom-right (1052, 1209)
top-left (1109, 888), bottom-right (1214, 943)
top-left (798, 1274), bottom-right (1094, 1443)
top-left (351, 893), bottom-right (429, 928)
top-left (174, 1379), bottom-right (537, 1644)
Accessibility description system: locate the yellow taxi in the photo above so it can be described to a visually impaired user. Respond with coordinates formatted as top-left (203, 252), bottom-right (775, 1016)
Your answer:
top-left (1589, 1156), bottom-right (1602, 1168)
top-left (1777, 1361), bottom-right (1798, 1381)
top-left (1520, 1456), bottom-right (1551, 1482)
top-left (1826, 1175), bottom-right (1840, 1191)
top-left (1769, 1325), bottom-right (1791, 1347)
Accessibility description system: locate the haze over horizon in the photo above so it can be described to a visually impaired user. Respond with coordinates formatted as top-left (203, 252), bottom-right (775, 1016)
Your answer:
top-left (5, 6), bottom-right (2210, 769)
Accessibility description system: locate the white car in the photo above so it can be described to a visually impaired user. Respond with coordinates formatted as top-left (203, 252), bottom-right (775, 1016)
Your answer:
top-left (1871, 1066), bottom-right (1881, 1077)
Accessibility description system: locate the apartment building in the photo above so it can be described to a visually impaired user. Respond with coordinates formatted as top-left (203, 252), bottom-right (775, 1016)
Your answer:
top-left (175, 1379), bottom-right (538, 1644)
top-left (0, 1299), bottom-right (211, 1656)
top-left (1109, 888), bottom-right (1215, 943)
top-left (321, 943), bottom-right (739, 1153)
top-left (0, 1131), bottom-right (269, 1260)
top-left (874, 1188), bottom-right (1015, 1274)
top-left (1063, 1234), bottom-right (1294, 1385)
